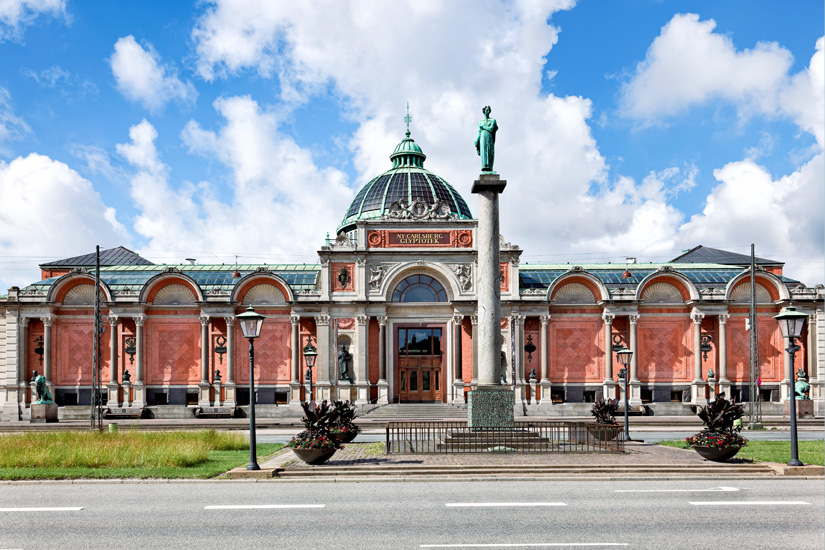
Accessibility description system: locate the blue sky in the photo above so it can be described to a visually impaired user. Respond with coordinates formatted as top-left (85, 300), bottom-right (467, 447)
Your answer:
top-left (0, 0), bottom-right (822, 289)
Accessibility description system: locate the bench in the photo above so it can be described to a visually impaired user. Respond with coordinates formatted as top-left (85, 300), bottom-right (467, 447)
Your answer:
top-left (105, 407), bottom-right (143, 419)
top-left (195, 406), bottom-right (235, 418)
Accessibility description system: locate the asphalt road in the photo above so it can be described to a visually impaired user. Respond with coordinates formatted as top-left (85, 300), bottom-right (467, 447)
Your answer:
top-left (1, 479), bottom-right (821, 549)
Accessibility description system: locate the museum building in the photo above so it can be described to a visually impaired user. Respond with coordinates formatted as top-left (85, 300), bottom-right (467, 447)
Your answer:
top-left (1, 130), bottom-right (823, 421)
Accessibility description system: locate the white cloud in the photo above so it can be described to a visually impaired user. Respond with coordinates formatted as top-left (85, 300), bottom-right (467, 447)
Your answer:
top-left (0, 87), bottom-right (30, 154)
top-left (22, 65), bottom-right (98, 98)
top-left (0, 153), bottom-right (131, 289)
top-left (110, 35), bottom-right (196, 111)
top-left (0, 0), bottom-right (65, 42)
top-left (780, 37), bottom-right (824, 147)
top-left (620, 13), bottom-right (793, 121)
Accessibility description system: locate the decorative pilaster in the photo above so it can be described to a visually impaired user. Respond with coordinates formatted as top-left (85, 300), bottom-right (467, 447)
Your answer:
top-left (133, 316), bottom-right (146, 408)
top-left (356, 257), bottom-right (367, 301)
top-left (690, 309), bottom-right (707, 405)
top-left (2, 311), bottom-right (23, 421)
top-left (628, 314), bottom-right (641, 406)
top-left (18, 317), bottom-right (29, 402)
top-left (602, 312), bottom-right (615, 399)
top-left (289, 314), bottom-right (301, 405)
top-left (224, 316), bottom-right (236, 407)
top-left (452, 313), bottom-right (465, 405)
top-left (718, 314), bottom-right (730, 396)
top-left (355, 314), bottom-right (369, 405)
top-left (315, 314), bottom-right (331, 401)
top-left (41, 317), bottom-right (53, 391)
top-left (107, 314), bottom-right (120, 407)
top-left (539, 315), bottom-right (551, 401)
top-left (377, 316), bottom-right (389, 404)
top-left (198, 315), bottom-right (211, 407)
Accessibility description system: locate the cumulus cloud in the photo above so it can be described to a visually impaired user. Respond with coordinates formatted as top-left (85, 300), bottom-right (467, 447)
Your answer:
top-left (779, 36), bottom-right (824, 146)
top-left (117, 105), bottom-right (351, 262)
top-left (0, 153), bottom-right (131, 289)
top-left (110, 35), bottom-right (196, 111)
top-left (0, 87), bottom-right (30, 154)
top-left (0, 0), bottom-right (65, 42)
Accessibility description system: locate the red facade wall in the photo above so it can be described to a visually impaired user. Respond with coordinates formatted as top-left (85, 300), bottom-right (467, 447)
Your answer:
top-left (726, 316), bottom-right (783, 382)
top-left (234, 317), bottom-right (291, 384)
top-left (637, 317), bottom-right (691, 383)
top-left (54, 317), bottom-right (110, 385)
top-left (146, 317), bottom-right (200, 385)
top-left (549, 318), bottom-right (603, 383)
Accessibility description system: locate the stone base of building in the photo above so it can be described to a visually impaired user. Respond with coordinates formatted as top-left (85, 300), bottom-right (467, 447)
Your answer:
top-left (30, 402), bottom-right (58, 423)
top-left (783, 400), bottom-right (815, 418)
top-left (467, 385), bottom-right (514, 428)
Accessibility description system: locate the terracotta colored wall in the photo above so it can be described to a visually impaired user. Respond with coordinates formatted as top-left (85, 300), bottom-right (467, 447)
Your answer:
top-left (233, 317), bottom-right (291, 384)
top-left (726, 316), bottom-right (782, 382)
top-left (146, 318), bottom-right (200, 385)
top-left (368, 319), bottom-right (380, 384)
top-left (549, 318), bottom-right (603, 383)
top-left (54, 318), bottom-right (110, 385)
top-left (461, 318), bottom-right (473, 384)
top-left (637, 317), bottom-right (691, 382)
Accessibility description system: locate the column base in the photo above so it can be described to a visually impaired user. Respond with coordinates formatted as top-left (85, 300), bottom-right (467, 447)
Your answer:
top-left (780, 379), bottom-right (792, 401)
top-left (355, 383), bottom-right (369, 406)
top-left (212, 383), bottom-right (223, 407)
top-left (527, 382), bottom-right (537, 404)
top-left (467, 385), bottom-right (514, 429)
top-left (602, 380), bottom-right (618, 401)
top-left (198, 381), bottom-right (212, 408)
top-left (289, 382), bottom-right (303, 406)
top-left (540, 380), bottom-right (552, 402)
top-left (315, 383), bottom-right (333, 402)
top-left (628, 381), bottom-right (642, 407)
top-left (452, 380), bottom-right (465, 405)
top-left (691, 381), bottom-right (708, 405)
top-left (223, 382), bottom-right (236, 408)
top-left (377, 380), bottom-right (390, 405)
top-left (121, 382), bottom-right (132, 407)
top-left (107, 383), bottom-right (120, 408)
top-left (719, 378), bottom-right (731, 398)
top-left (132, 382), bottom-right (146, 408)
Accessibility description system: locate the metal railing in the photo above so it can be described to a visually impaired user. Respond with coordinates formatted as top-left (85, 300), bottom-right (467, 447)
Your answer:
top-left (386, 421), bottom-right (624, 454)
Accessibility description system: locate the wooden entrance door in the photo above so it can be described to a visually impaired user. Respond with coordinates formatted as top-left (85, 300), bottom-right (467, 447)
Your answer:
top-left (397, 327), bottom-right (443, 403)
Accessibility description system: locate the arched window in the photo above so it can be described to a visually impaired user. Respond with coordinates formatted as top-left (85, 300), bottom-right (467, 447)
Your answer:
top-left (392, 274), bottom-right (447, 302)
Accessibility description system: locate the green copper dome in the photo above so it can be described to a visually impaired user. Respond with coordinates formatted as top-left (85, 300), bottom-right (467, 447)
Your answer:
top-left (338, 132), bottom-right (472, 234)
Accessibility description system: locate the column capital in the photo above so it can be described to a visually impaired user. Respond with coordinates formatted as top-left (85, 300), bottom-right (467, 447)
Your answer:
top-left (539, 315), bottom-right (550, 326)
top-left (19, 316), bottom-right (30, 328)
top-left (315, 314), bottom-right (331, 326)
top-left (470, 314), bottom-right (478, 326)
top-left (356, 314), bottom-right (369, 326)
top-left (290, 314), bottom-right (300, 327)
top-left (377, 315), bottom-right (388, 327)
top-left (108, 313), bottom-right (119, 327)
top-left (199, 315), bottom-right (210, 327)
top-left (224, 315), bottom-right (235, 326)
top-left (602, 312), bottom-right (615, 325)
top-left (628, 314), bottom-right (640, 325)
top-left (690, 308), bottom-right (705, 324)
top-left (452, 313), bottom-right (464, 325)
top-left (718, 313), bottom-right (730, 324)
top-left (355, 257), bottom-right (366, 267)
top-left (133, 315), bottom-right (145, 327)
top-left (40, 316), bottom-right (54, 327)
top-left (512, 313), bottom-right (525, 326)
top-left (320, 258), bottom-right (330, 267)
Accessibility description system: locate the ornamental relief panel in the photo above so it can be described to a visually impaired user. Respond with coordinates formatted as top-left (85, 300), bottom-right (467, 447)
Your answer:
top-left (550, 320), bottom-right (602, 383)
top-left (331, 262), bottom-right (355, 292)
top-left (55, 320), bottom-right (108, 385)
top-left (235, 319), bottom-right (291, 384)
top-left (727, 317), bottom-right (781, 382)
top-left (147, 321), bottom-right (199, 385)
top-left (637, 319), bottom-right (691, 382)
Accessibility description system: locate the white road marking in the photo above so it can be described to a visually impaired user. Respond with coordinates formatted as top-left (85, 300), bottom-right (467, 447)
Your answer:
top-left (446, 503), bottom-right (567, 508)
top-left (615, 486), bottom-right (739, 493)
top-left (204, 504), bottom-right (325, 510)
top-left (421, 544), bottom-right (628, 548)
top-left (0, 507), bottom-right (83, 512)
top-left (689, 501), bottom-right (810, 506)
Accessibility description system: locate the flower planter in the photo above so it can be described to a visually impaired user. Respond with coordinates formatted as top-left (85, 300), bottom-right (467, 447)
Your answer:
top-left (330, 430), bottom-right (358, 445)
top-left (292, 448), bottom-right (337, 465)
top-left (587, 424), bottom-right (620, 442)
top-left (691, 445), bottom-right (741, 462)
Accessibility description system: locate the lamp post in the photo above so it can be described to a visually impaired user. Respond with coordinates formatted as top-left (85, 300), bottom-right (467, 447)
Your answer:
top-left (774, 305), bottom-right (807, 467)
top-left (302, 335), bottom-right (317, 404)
top-left (236, 306), bottom-right (265, 471)
top-left (615, 347), bottom-right (633, 442)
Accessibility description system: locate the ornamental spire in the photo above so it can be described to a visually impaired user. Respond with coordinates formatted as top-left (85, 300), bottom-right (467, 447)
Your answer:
top-left (404, 102), bottom-right (412, 138)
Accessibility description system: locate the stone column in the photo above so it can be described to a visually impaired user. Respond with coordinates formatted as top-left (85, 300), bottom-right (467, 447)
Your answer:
top-left (198, 315), bottom-right (211, 407)
top-left (514, 314), bottom-right (526, 399)
top-left (781, 339), bottom-right (793, 402)
top-left (718, 314), bottom-right (730, 396)
top-left (107, 315), bottom-right (120, 407)
top-left (355, 314), bottom-right (369, 405)
top-left (601, 313), bottom-right (615, 399)
top-left (470, 314), bottom-right (479, 388)
top-left (377, 316), bottom-right (389, 404)
top-left (2, 311), bottom-right (22, 421)
top-left (319, 259), bottom-right (331, 301)
top-left (133, 316), bottom-right (146, 408)
top-left (452, 313), bottom-right (464, 405)
top-left (224, 316), bottom-right (236, 407)
top-left (41, 317), bottom-right (53, 395)
top-left (539, 315), bottom-right (551, 401)
top-left (315, 314), bottom-right (331, 401)
top-left (690, 309), bottom-right (707, 405)
top-left (468, 172), bottom-right (513, 428)
top-left (356, 258), bottom-right (367, 301)
top-left (289, 314), bottom-right (301, 405)
top-left (18, 317), bottom-right (29, 405)
top-left (628, 314), bottom-right (641, 406)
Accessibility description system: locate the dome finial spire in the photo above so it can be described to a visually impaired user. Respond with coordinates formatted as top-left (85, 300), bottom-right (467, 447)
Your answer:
top-left (404, 102), bottom-right (412, 137)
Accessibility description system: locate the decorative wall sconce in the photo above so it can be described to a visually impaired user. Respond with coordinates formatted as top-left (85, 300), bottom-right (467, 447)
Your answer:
top-left (523, 335), bottom-right (537, 363)
top-left (214, 335), bottom-right (227, 364)
top-left (611, 333), bottom-right (625, 352)
top-left (124, 336), bottom-right (136, 365)
top-left (700, 333), bottom-right (712, 361)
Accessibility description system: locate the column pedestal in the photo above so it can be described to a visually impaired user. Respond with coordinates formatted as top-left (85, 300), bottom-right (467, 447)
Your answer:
top-left (467, 385), bottom-right (514, 429)
top-left (289, 382), bottom-right (302, 405)
top-left (223, 381), bottom-right (236, 408)
top-left (107, 383), bottom-right (120, 408)
top-left (377, 380), bottom-right (389, 405)
top-left (121, 381), bottom-right (132, 407)
top-left (691, 382), bottom-right (708, 406)
top-left (629, 381), bottom-right (642, 407)
top-left (132, 382), bottom-right (146, 409)
top-left (452, 380), bottom-right (465, 406)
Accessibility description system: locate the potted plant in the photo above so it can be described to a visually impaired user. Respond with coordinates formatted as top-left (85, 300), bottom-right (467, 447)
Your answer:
top-left (287, 400), bottom-right (340, 465)
top-left (328, 400), bottom-right (361, 444)
top-left (687, 393), bottom-right (748, 462)
top-left (588, 397), bottom-right (621, 441)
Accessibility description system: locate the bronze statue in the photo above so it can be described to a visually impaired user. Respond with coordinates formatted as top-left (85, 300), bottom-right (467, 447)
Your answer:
top-left (34, 374), bottom-right (53, 404)
top-left (475, 105), bottom-right (498, 172)
top-left (338, 345), bottom-right (353, 381)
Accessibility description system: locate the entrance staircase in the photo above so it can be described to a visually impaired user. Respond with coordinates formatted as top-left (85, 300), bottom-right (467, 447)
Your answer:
top-left (362, 403), bottom-right (467, 420)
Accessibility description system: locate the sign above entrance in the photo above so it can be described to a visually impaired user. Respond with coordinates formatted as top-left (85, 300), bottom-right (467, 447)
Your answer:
top-left (367, 230), bottom-right (473, 249)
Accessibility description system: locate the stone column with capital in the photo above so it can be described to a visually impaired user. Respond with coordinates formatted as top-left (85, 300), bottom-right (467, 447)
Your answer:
top-left (452, 313), bottom-right (465, 405)
top-left (467, 171), bottom-right (513, 428)
top-left (315, 314), bottom-right (332, 401)
top-left (628, 314), bottom-right (642, 406)
top-left (41, 316), bottom-right (54, 397)
top-left (18, 317), bottom-right (29, 407)
top-left (132, 316), bottom-right (146, 408)
top-left (224, 316), bottom-right (236, 407)
top-left (470, 314), bottom-right (479, 388)
top-left (690, 309), bottom-right (708, 405)
top-left (513, 314), bottom-right (526, 400)
top-left (2, 312), bottom-right (23, 421)
top-left (377, 316), bottom-right (389, 404)
top-left (718, 314), bottom-right (730, 396)
top-left (355, 314), bottom-right (370, 405)
top-left (539, 315), bottom-right (551, 401)
top-left (602, 313), bottom-right (616, 400)
top-left (107, 315), bottom-right (120, 407)
top-left (198, 315), bottom-right (211, 407)
top-left (289, 314), bottom-right (302, 405)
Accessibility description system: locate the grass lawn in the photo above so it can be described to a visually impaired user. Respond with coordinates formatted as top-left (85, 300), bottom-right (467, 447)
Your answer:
top-left (0, 430), bottom-right (284, 480)
top-left (659, 439), bottom-right (824, 466)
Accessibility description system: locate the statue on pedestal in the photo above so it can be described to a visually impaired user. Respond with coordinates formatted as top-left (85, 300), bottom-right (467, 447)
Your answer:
top-left (475, 105), bottom-right (498, 172)
top-left (34, 374), bottom-right (53, 404)
top-left (338, 345), bottom-right (353, 381)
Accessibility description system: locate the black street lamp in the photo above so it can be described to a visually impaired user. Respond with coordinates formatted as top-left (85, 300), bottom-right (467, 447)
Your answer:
top-left (302, 335), bottom-right (317, 404)
top-left (615, 347), bottom-right (633, 442)
top-left (774, 305), bottom-right (808, 467)
top-left (236, 306), bottom-right (265, 471)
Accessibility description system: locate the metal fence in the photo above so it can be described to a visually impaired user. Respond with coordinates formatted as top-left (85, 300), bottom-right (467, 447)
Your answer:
top-left (385, 421), bottom-right (624, 454)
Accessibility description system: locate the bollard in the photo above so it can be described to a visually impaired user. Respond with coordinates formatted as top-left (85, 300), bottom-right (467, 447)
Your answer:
top-left (108, 423), bottom-right (118, 433)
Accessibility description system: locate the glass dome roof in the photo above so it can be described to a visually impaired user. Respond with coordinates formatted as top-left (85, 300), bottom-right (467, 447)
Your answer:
top-left (337, 132), bottom-right (472, 233)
